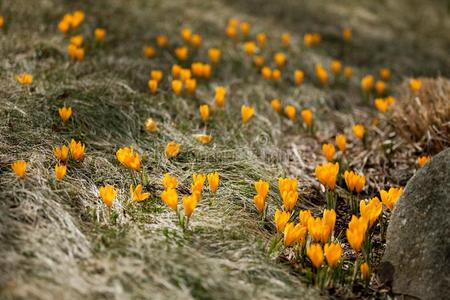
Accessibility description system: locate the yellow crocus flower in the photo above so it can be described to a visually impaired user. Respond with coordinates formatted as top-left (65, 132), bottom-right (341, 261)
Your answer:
top-left (284, 105), bottom-right (296, 121)
top-left (130, 184), bottom-right (150, 202)
top-left (55, 164), bottom-right (67, 181)
top-left (284, 223), bottom-right (307, 247)
top-left (322, 143), bottom-right (336, 161)
top-left (244, 41), bottom-right (256, 56)
top-left (294, 70), bottom-right (304, 86)
top-left (335, 134), bottom-right (346, 153)
top-left (144, 118), bottom-right (158, 133)
top-left (417, 155), bottom-right (431, 167)
top-left (148, 79), bottom-right (158, 94)
top-left (94, 28), bottom-right (106, 41)
top-left (70, 34), bottom-right (83, 47)
top-left (322, 209), bottom-right (336, 232)
top-left (256, 33), bottom-right (266, 47)
top-left (360, 262), bottom-right (370, 281)
top-left (281, 32), bottom-right (291, 46)
top-left (208, 48), bottom-right (221, 63)
top-left (342, 28), bottom-right (352, 42)
top-left (116, 146), bottom-right (141, 171)
top-left (380, 187), bottom-right (404, 210)
top-left (361, 75), bottom-right (374, 92)
top-left (253, 55), bottom-right (264, 67)
top-left (54, 145), bottom-right (69, 161)
top-left (359, 197), bottom-right (382, 228)
top-left (240, 22), bottom-right (250, 36)
top-left (315, 64), bottom-right (328, 85)
top-left (162, 173), bottom-right (178, 190)
top-left (190, 34), bottom-right (201, 48)
top-left (409, 79), bottom-right (422, 92)
top-left (16, 73), bottom-right (33, 85)
top-left (156, 35), bottom-right (168, 47)
top-left (330, 59), bottom-right (341, 75)
top-left (215, 86), bottom-right (226, 107)
top-left (344, 170), bottom-right (365, 193)
top-left (70, 139), bottom-right (85, 162)
top-left (299, 209), bottom-right (312, 227)
top-left (207, 172), bottom-right (219, 194)
top-left (253, 195), bottom-right (265, 213)
top-left (143, 45), bottom-right (156, 58)
top-left (315, 162), bottom-right (339, 190)
top-left (241, 105), bottom-right (254, 124)
top-left (374, 98), bottom-right (389, 113)
top-left (379, 68), bottom-right (391, 81)
top-left (274, 209), bottom-right (290, 233)
top-left (254, 179), bottom-right (269, 199)
top-left (58, 107), bottom-right (72, 123)
top-left (171, 80), bottom-right (183, 96)
top-left (183, 195), bottom-right (198, 217)
top-left (271, 99), bottom-right (281, 113)
top-left (274, 52), bottom-right (286, 67)
top-left (261, 66), bottom-right (272, 80)
top-left (352, 124), bottom-right (365, 140)
top-left (181, 27), bottom-right (192, 41)
top-left (346, 215), bottom-right (368, 252)
top-left (324, 242), bottom-right (342, 268)
top-left (301, 109), bottom-right (313, 127)
top-left (307, 243), bottom-right (324, 268)
top-left (99, 185), bottom-right (117, 208)
top-left (185, 79), bottom-right (197, 94)
top-left (193, 134), bottom-right (213, 145)
top-left (165, 141), bottom-right (181, 159)
top-left (375, 80), bottom-right (386, 95)
top-left (281, 190), bottom-right (298, 212)
top-left (161, 188), bottom-right (178, 211)
top-left (344, 66), bottom-right (353, 79)
top-left (11, 160), bottom-right (27, 178)
top-left (175, 46), bottom-right (188, 61)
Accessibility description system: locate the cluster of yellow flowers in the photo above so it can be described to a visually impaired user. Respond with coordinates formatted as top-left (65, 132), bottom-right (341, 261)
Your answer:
top-left (99, 182), bottom-right (151, 209)
top-left (54, 139), bottom-right (85, 181)
top-left (374, 96), bottom-right (396, 113)
top-left (58, 10), bottom-right (85, 33)
top-left (7, 10), bottom-right (437, 294)
top-left (304, 32), bottom-right (321, 47)
top-left (251, 176), bottom-right (347, 286)
top-left (160, 172), bottom-right (219, 229)
top-left (57, 10), bottom-right (106, 61)
top-left (246, 168), bottom-right (404, 287)
top-left (270, 99), bottom-right (313, 128)
top-left (344, 186), bottom-right (403, 281)
top-left (11, 138), bottom-right (85, 182)
top-left (314, 60), bottom-right (353, 86)
top-left (225, 19), bottom-right (251, 39)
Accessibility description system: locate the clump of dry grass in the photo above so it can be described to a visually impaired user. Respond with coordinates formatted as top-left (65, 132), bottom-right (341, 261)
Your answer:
top-left (391, 77), bottom-right (450, 153)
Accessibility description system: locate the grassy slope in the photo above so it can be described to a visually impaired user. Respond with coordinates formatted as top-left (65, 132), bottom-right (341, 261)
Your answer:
top-left (0, 0), bottom-right (448, 299)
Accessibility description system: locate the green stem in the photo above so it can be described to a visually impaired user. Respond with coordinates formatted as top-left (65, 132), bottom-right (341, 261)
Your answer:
top-left (351, 254), bottom-right (359, 286)
top-left (184, 216), bottom-right (190, 230)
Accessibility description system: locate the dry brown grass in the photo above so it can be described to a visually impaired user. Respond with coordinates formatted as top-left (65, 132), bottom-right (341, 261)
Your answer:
top-left (392, 77), bottom-right (450, 153)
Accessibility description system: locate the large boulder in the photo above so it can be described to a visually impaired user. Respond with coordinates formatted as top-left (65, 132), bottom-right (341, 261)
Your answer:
top-left (380, 148), bottom-right (450, 299)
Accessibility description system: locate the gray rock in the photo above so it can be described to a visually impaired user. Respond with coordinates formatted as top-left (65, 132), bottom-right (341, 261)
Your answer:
top-left (381, 148), bottom-right (450, 300)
